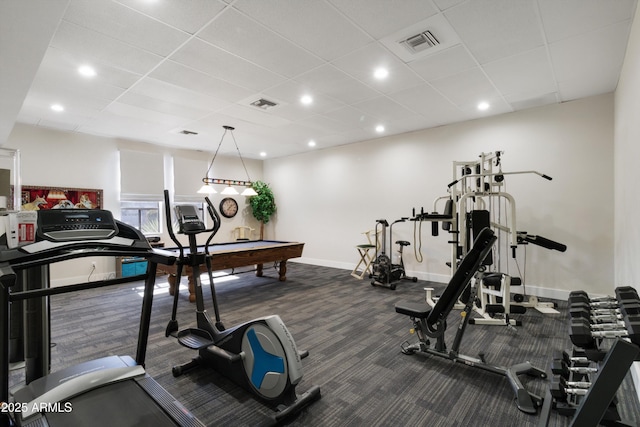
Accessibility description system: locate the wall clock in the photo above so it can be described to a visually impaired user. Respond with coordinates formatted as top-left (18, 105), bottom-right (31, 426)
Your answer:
top-left (219, 197), bottom-right (238, 218)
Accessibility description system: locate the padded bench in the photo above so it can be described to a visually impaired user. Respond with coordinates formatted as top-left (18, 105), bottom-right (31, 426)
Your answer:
top-left (395, 302), bottom-right (432, 319)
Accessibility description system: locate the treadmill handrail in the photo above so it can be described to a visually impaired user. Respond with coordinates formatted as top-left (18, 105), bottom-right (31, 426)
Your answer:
top-left (426, 227), bottom-right (496, 334)
top-left (21, 365), bottom-right (145, 421)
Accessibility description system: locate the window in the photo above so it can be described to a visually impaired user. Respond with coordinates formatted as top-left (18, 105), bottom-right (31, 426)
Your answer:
top-left (121, 201), bottom-right (161, 235)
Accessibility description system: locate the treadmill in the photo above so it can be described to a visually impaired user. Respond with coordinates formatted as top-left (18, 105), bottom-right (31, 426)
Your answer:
top-left (0, 209), bottom-right (204, 427)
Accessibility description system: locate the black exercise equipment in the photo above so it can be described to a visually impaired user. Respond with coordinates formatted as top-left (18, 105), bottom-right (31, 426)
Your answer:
top-left (370, 218), bottom-right (417, 290)
top-left (162, 190), bottom-right (320, 424)
top-left (394, 227), bottom-right (546, 414)
top-left (0, 208), bottom-right (204, 426)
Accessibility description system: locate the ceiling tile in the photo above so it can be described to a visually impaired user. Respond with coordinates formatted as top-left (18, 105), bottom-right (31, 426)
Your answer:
top-left (232, 0), bottom-right (373, 60)
top-left (408, 45), bottom-right (477, 81)
top-left (114, 0), bottom-right (227, 35)
top-left (105, 102), bottom-right (191, 128)
top-left (328, 0), bottom-right (438, 39)
top-left (149, 60), bottom-right (253, 102)
top-left (388, 83), bottom-right (462, 122)
top-left (216, 104), bottom-right (291, 128)
top-left (353, 96), bottom-right (422, 123)
top-left (262, 79), bottom-right (346, 113)
top-left (198, 8), bottom-right (323, 78)
top-left (37, 47), bottom-right (141, 93)
top-left (539, 0), bottom-right (637, 43)
top-left (332, 42), bottom-right (425, 93)
top-left (429, 67), bottom-right (503, 109)
top-left (117, 92), bottom-right (211, 120)
top-left (445, 0), bottom-right (544, 64)
top-left (63, 0), bottom-right (190, 56)
top-left (550, 20), bottom-right (633, 101)
top-left (51, 21), bottom-right (163, 75)
top-left (297, 114), bottom-right (355, 134)
top-left (322, 105), bottom-right (380, 130)
top-left (131, 77), bottom-right (229, 112)
top-left (507, 92), bottom-right (559, 111)
top-left (482, 46), bottom-right (556, 97)
top-left (332, 42), bottom-right (407, 79)
top-left (433, 0), bottom-right (466, 11)
top-left (294, 64), bottom-right (380, 104)
top-left (170, 38), bottom-right (286, 92)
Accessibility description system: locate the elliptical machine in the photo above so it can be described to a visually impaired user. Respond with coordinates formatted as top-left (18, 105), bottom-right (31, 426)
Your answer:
top-left (370, 218), bottom-right (417, 290)
top-left (163, 190), bottom-right (321, 423)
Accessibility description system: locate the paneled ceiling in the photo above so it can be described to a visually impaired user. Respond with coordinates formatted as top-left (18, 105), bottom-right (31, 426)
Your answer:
top-left (1, 0), bottom-right (637, 158)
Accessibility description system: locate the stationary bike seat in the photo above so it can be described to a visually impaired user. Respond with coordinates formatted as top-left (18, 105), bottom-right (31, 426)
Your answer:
top-left (395, 240), bottom-right (410, 247)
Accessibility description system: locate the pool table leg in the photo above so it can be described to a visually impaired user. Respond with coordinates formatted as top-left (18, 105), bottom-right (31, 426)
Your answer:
top-left (278, 260), bottom-right (287, 281)
top-left (166, 270), bottom-right (196, 303)
top-left (256, 263), bottom-right (263, 277)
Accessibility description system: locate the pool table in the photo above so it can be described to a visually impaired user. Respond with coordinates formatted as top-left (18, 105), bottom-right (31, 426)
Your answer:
top-left (161, 240), bottom-right (304, 302)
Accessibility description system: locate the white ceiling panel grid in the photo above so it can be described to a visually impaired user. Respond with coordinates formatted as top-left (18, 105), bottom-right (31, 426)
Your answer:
top-left (1, 0), bottom-right (637, 157)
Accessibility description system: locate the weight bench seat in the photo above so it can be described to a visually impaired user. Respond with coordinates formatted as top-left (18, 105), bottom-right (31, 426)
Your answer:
top-left (395, 301), bottom-right (432, 319)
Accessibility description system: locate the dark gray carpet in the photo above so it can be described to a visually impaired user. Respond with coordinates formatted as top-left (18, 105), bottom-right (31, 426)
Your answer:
top-left (9, 263), bottom-right (640, 426)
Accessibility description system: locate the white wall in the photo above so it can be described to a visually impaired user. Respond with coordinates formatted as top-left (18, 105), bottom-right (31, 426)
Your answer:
top-left (615, 3), bottom-right (640, 288)
top-left (615, 1), bottom-right (640, 401)
top-left (265, 94), bottom-right (615, 298)
top-left (5, 123), bottom-right (263, 285)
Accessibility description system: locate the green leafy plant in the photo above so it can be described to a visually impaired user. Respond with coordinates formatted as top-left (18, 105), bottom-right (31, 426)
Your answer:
top-left (249, 180), bottom-right (276, 239)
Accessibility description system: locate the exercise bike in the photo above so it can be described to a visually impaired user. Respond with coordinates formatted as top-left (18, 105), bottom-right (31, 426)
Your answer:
top-left (370, 218), bottom-right (417, 290)
top-left (162, 190), bottom-right (321, 423)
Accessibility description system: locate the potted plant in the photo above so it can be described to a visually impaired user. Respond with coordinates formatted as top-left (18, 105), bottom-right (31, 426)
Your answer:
top-left (249, 180), bottom-right (276, 239)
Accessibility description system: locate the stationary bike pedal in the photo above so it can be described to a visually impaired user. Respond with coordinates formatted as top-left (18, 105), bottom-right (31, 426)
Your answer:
top-left (177, 328), bottom-right (215, 350)
top-left (299, 350), bottom-right (310, 359)
top-left (400, 341), bottom-right (418, 355)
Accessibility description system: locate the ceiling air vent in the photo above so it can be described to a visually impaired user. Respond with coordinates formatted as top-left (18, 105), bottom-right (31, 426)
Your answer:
top-left (250, 98), bottom-right (278, 110)
top-left (401, 30), bottom-right (439, 54)
top-left (179, 130), bottom-right (198, 135)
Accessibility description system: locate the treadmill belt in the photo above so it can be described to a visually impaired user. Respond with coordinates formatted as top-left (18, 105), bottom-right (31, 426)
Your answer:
top-left (45, 380), bottom-right (177, 427)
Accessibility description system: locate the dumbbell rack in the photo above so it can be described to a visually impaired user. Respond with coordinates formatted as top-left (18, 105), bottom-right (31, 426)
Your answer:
top-left (539, 287), bottom-right (640, 427)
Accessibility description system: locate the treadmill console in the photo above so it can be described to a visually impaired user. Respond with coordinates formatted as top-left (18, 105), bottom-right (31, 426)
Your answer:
top-left (36, 209), bottom-right (118, 242)
top-left (175, 205), bottom-right (205, 234)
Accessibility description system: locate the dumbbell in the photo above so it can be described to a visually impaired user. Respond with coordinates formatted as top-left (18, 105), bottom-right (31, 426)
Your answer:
top-left (569, 290), bottom-right (613, 303)
top-left (569, 290), bottom-right (640, 310)
top-left (549, 377), bottom-right (590, 402)
top-left (569, 301), bottom-right (640, 322)
top-left (569, 304), bottom-right (623, 322)
top-left (570, 297), bottom-right (640, 314)
top-left (551, 358), bottom-right (598, 380)
top-left (570, 317), bottom-right (640, 349)
top-left (570, 294), bottom-right (620, 309)
top-left (570, 287), bottom-right (639, 304)
top-left (571, 287), bottom-right (639, 301)
top-left (555, 350), bottom-right (590, 367)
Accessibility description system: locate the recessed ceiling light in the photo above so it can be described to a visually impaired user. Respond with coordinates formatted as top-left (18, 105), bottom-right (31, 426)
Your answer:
top-left (374, 67), bottom-right (389, 80)
top-left (51, 104), bottom-right (64, 112)
top-left (375, 125), bottom-right (385, 133)
top-left (477, 101), bottom-right (490, 111)
top-left (260, 152), bottom-right (267, 157)
top-left (78, 65), bottom-right (96, 77)
top-left (308, 140), bottom-right (316, 147)
top-left (300, 95), bottom-right (313, 105)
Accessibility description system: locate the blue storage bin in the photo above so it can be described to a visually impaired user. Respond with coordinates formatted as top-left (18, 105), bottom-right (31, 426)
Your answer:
top-left (121, 258), bottom-right (148, 277)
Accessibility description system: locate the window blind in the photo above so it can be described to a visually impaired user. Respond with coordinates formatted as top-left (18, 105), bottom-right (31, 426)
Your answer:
top-left (119, 150), bottom-right (164, 201)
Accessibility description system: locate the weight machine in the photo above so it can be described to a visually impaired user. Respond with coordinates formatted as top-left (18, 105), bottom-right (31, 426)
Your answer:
top-left (413, 151), bottom-right (566, 326)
